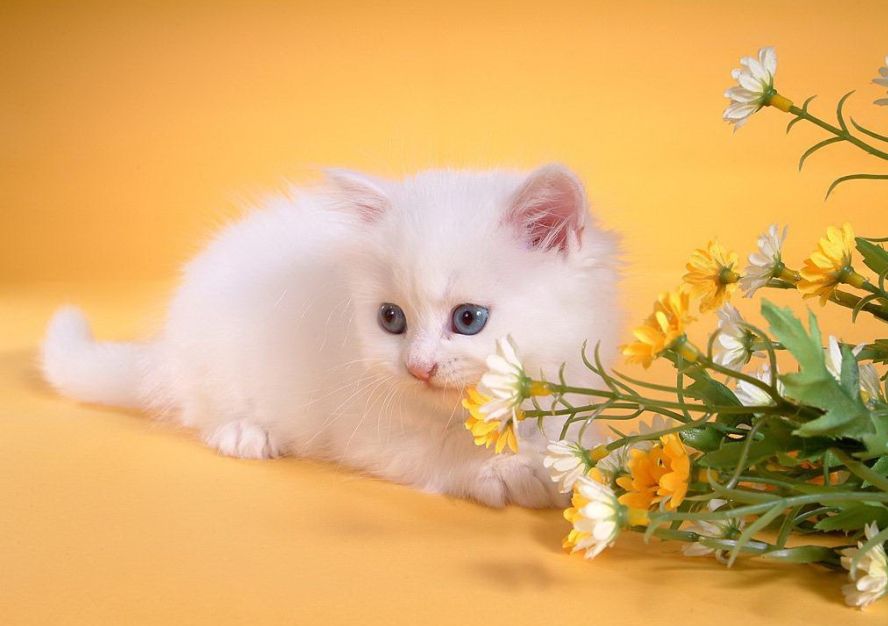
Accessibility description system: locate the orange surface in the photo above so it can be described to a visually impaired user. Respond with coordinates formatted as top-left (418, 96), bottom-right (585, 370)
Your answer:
top-left (2, 1), bottom-right (887, 624)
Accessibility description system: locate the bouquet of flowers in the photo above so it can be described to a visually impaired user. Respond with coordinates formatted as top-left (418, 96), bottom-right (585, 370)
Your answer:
top-left (463, 48), bottom-right (888, 609)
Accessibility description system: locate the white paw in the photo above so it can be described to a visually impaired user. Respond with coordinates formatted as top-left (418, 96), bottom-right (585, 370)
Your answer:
top-left (472, 454), bottom-right (566, 509)
top-left (203, 420), bottom-right (279, 460)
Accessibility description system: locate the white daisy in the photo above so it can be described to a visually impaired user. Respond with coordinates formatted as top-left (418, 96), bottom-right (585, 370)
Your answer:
top-left (723, 46), bottom-right (778, 129)
top-left (477, 335), bottom-right (531, 422)
top-left (840, 522), bottom-right (888, 609)
top-left (713, 304), bottom-right (759, 370)
top-left (824, 336), bottom-right (883, 406)
top-left (682, 499), bottom-right (745, 563)
top-left (543, 440), bottom-right (589, 493)
top-left (740, 224), bottom-right (788, 297)
top-left (874, 55), bottom-right (888, 106)
top-left (563, 476), bottom-right (622, 559)
top-left (734, 364), bottom-right (783, 409)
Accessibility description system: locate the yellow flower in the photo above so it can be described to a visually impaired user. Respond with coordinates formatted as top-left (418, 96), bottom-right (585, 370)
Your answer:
top-left (616, 434), bottom-right (691, 517)
top-left (683, 240), bottom-right (740, 312)
top-left (462, 387), bottom-right (518, 453)
top-left (798, 223), bottom-right (866, 305)
top-left (621, 290), bottom-right (696, 368)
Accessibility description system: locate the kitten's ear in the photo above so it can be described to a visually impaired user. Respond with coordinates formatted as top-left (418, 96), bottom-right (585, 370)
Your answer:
top-left (324, 169), bottom-right (390, 223)
top-left (504, 164), bottom-right (586, 253)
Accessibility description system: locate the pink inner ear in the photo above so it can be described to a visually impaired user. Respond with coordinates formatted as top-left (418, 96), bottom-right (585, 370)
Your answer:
top-left (349, 196), bottom-right (387, 223)
top-left (506, 166), bottom-right (585, 253)
top-left (325, 169), bottom-right (390, 223)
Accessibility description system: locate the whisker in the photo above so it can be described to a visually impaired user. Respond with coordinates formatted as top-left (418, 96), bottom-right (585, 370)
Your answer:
top-left (344, 375), bottom-right (393, 452)
top-left (303, 373), bottom-right (389, 445)
top-left (442, 381), bottom-right (465, 433)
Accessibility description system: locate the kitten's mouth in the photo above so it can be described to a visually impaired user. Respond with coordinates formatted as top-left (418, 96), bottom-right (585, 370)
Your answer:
top-left (404, 373), bottom-right (461, 392)
top-left (414, 377), bottom-right (445, 390)
top-left (414, 375), bottom-right (478, 394)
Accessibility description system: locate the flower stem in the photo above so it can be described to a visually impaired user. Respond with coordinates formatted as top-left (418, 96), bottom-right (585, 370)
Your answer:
top-left (861, 280), bottom-right (888, 304)
top-left (651, 492), bottom-right (888, 522)
top-left (830, 289), bottom-right (888, 322)
top-left (788, 104), bottom-right (888, 161)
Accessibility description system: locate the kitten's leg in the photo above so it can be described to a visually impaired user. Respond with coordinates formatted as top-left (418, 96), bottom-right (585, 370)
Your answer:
top-left (470, 453), bottom-right (566, 509)
top-left (412, 431), bottom-right (565, 508)
top-left (203, 419), bottom-right (280, 460)
top-left (181, 383), bottom-right (280, 460)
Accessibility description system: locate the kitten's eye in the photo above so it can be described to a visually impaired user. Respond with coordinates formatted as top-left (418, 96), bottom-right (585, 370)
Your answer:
top-left (378, 303), bottom-right (407, 334)
top-left (451, 304), bottom-right (489, 336)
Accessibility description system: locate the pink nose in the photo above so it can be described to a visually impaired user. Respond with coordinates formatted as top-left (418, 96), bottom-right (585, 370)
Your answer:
top-left (407, 362), bottom-right (438, 382)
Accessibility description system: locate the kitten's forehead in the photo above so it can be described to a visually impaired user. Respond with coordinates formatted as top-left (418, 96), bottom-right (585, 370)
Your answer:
top-left (393, 171), bottom-right (523, 249)
top-left (377, 171), bottom-right (525, 304)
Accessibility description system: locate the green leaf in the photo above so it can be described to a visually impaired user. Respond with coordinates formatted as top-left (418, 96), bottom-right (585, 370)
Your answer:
top-left (698, 421), bottom-right (798, 469)
top-left (814, 504), bottom-right (888, 531)
top-left (851, 117), bottom-right (888, 144)
top-left (856, 237), bottom-right (888, 277)
top-left (862, 456), bottom-right (888, 488)
top-left (799, 136), bottom-right (843, 171)
top-left (863, 409), bottom-right (888, 457)
top-left (680, 425), bottom-right (723, 452)
top-left (839, 343), bottom-right (860, 398)
top-left (686, 376), bottom-right (739, 407)
top-left (698, 440), bottom-right (778, 469)
top-left (857, 339), bottom-right (888, 366)
top-left (678, 362), bottom-right (751, 426)
top-left (825, 173), bottom-right (888, 200)
top-left (761, 301), bottom-right (874, 441)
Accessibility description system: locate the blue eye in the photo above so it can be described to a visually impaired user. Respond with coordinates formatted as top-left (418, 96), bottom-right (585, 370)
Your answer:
top-left (451, 304), bottom-right (489, 336)
top-left (378, 303), bottom-right (407, 334)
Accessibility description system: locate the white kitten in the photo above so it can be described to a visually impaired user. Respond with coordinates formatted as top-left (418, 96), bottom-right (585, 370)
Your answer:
top-left (41, 164), bottom-right (620, 508)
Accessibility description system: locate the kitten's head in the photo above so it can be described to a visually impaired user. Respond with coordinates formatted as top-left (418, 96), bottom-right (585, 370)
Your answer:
top-left (328, 164), bottom-right (620, 406)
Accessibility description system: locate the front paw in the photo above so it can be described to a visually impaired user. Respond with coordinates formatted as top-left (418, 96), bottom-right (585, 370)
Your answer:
top-left (203, 419), bottom-right (280, 460)
top-left (471, 455), bottom-right (566, 509)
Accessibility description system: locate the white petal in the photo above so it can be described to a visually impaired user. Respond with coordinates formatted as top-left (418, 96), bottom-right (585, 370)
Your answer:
top-left (725, 86), bottom-right (760, 103)
top-left (584, 542), bottom-right (608, 559)
top-left (485, 354), bottom-right (516, 376)
top-left (583, 501), bottom-right (615, 520)
top-left (737, 71), bottom-right (764, 93)
top-left (545, 440), bottom-right (571, 455)
top-left (759, 46), bottom-right (777, 76)
top-left (724, 103), bottom-right (758, 120)
top-left (552, 456), bottom-right (581, 472)
top-left (497, 336), bottom-right (521, 368)
top-left (826, 336), bottom-right (843, 380)
top-left (744, 56), bottom-right (768, 83)
top-left (730, 116), bottom-right (750, 130)
top-left (592, 520), bottom-right (617, 541)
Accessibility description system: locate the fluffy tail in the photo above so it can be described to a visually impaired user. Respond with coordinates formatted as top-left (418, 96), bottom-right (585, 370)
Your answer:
top-left (41, 306), bottom-right (149, 409)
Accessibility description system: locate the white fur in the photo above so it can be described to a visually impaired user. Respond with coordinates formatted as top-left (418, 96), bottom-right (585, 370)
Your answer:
top-left (41, 165), bottom-right (621, 508)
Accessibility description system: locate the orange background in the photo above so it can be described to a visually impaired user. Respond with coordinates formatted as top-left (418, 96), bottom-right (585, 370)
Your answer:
top-left (1, 1), bottom-right (886, 624)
